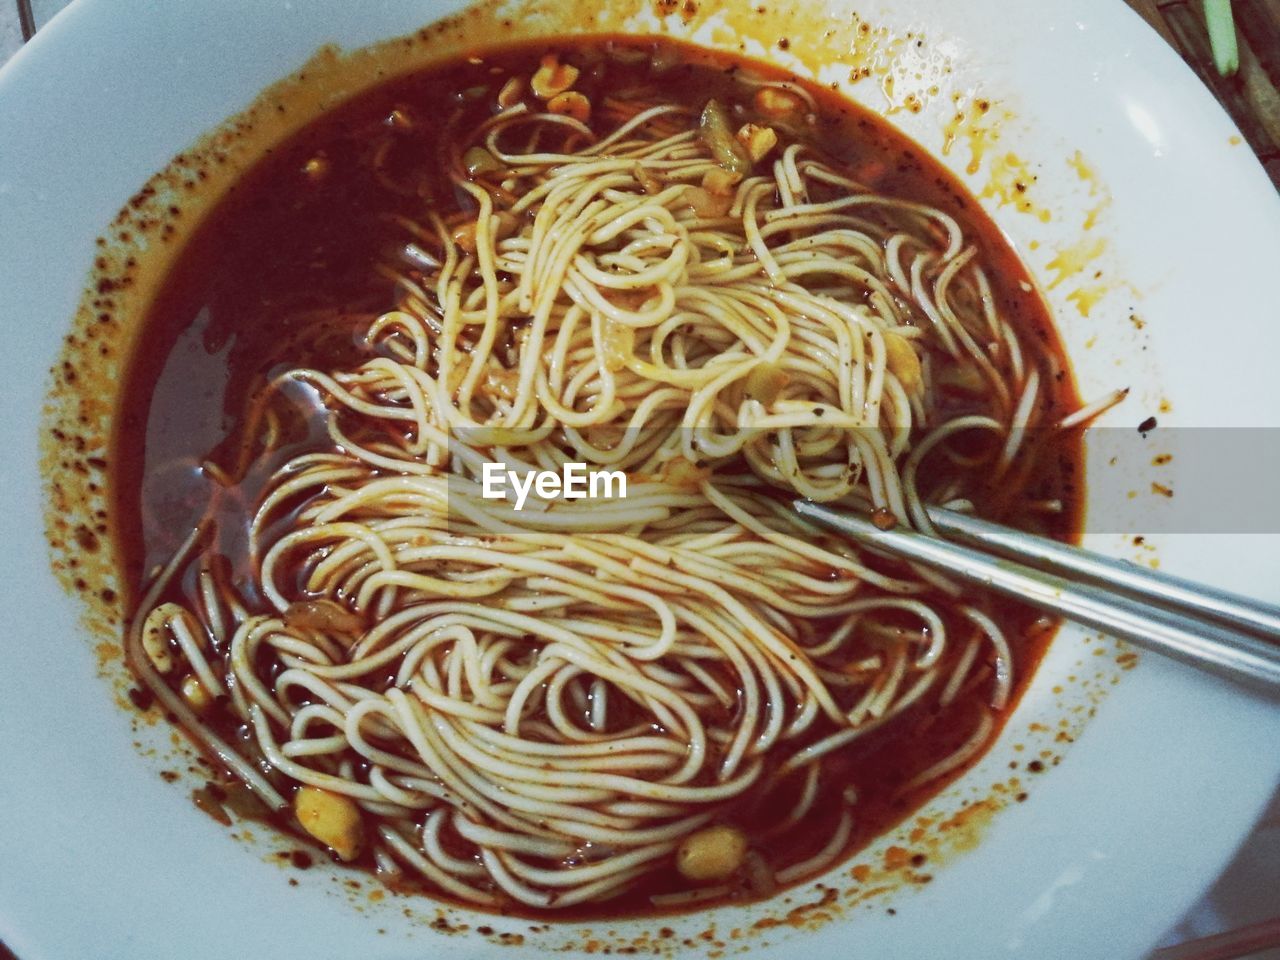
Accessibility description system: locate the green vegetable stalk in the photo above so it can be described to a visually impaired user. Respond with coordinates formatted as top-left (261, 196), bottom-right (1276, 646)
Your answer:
top-left (1204, 0), bottom-right (1239, 78)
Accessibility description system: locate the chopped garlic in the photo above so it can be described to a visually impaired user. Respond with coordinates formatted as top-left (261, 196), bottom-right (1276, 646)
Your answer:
top-left (676, 825), bottom-right (748, 883)
top-left (179, 674), bottom-right (214, 715)
top-left (736, 123), bottom-right (778, 162)
top-left (548, 91), bottom-right (591, 123)
top-left (531, 54), bottom-right (579, 100)
top-left (295, 786), bottom-right (364, 862)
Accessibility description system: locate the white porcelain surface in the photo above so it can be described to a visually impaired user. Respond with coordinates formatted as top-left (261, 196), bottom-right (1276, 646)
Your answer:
top-left (1, 2), bottom-right (1278, 959)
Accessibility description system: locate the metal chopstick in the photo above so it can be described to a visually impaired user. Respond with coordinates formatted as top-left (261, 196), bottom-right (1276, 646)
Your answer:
top-left (926, 507), bottom-right (1280, 638)
top-left (793, 500), bottom-right (1280, 697)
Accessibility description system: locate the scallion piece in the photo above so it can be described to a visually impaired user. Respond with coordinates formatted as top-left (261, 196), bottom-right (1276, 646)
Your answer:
top-left (699, 100), bottom-right (752, 177)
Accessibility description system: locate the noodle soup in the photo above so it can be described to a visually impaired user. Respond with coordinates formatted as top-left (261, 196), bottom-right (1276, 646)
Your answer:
top-left (113, 37), bottom-right (1085, 917)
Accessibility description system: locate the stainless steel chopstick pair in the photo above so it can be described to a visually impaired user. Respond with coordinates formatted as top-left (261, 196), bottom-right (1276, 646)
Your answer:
top-left (794, 500), bottom-right (1280, 696)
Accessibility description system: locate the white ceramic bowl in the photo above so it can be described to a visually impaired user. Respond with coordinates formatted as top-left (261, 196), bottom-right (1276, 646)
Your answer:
top-left (1, 2), bottom-right (1278, 959)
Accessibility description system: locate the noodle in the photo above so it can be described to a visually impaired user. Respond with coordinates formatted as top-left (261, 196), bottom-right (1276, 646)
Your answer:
top-left (120, 40), bottom-right (1089, 914)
